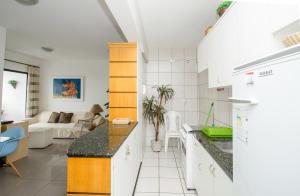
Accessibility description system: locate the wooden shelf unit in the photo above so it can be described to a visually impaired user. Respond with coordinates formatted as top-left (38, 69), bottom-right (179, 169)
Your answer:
top-left (108, 43), bottom-right (137, 121)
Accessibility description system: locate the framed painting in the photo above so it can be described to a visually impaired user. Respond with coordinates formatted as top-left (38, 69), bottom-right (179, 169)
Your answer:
top-left (52, 76), bottom-right (83, 101)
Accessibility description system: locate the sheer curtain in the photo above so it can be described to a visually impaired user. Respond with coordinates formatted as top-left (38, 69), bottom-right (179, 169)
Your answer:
top-left (26, 66), bottom-right (40, 117)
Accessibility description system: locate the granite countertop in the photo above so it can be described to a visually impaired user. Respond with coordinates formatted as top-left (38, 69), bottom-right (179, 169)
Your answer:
top-left (191, 126), bottom-right (233, 180)
top-left (67, 121), bottom-right (138, 158)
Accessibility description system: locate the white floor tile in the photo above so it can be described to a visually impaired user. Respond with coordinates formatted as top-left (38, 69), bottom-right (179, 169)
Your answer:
top-left (140, 167), bottom-right (159, 178)
top-left (160, 167), bottom-right (180, 179)
top-left (160, 178), bottom-right (183, 193)
top-left (159, 152), bottom-right (175, 159)
top-left (143, 152), bottom-right (159, 159)
top-left (142, 158), bottom-right (159, 167)
top-left (160, 194), bottom-right (184, 196)
top-left (136, 178), bottom-right (159, 193)
top-left (159, 159), bottom-right (177, 168)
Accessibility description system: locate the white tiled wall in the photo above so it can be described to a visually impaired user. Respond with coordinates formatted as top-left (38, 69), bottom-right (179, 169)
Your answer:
top-left (144, 48), bottom-right (198, 146)
top-left (198, 69), bottom-right (232, 127)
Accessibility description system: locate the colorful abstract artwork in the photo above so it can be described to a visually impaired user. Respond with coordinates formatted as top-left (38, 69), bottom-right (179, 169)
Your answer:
top-left (53, 77), bottom-right (83, 101)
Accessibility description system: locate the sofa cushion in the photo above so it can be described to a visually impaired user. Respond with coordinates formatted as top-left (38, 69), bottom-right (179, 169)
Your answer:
top-left (48, 112), bottom-right (60, 123)
top-left (58, 112), bottom-right (73, 123)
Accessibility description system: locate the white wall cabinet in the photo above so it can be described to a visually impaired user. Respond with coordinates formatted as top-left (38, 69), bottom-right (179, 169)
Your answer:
top-left (191, 136), bottom-right (232, 196)
top-left (112, 126), bottom-right (142, 196)
top-left (197, 2), bottom-right (299, 88)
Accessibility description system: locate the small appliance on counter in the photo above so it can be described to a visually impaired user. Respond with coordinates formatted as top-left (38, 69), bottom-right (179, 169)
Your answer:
top-left (112, 118), bottom-right (131, 125)
top-left (202, 102), bottom-right (232, 138)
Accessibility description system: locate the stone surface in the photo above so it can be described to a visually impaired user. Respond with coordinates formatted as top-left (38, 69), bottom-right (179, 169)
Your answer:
top-left (67, 121), bottom-right (138, 157)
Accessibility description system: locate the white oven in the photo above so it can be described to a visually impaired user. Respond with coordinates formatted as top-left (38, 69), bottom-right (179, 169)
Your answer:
top-left (179, 123), bottom-right (195, 190)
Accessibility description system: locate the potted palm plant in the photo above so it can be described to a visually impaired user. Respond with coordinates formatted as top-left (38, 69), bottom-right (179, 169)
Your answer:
top-left (143, 85), bottom-right (174, 152)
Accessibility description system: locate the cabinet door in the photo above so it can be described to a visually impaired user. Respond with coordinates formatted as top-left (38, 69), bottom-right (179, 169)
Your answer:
top-left (208, 5), bottom-right (238, 88)
top-left (213, 161), bottom-right (233, 196)
top-left (197, 37), bottom-right (208, 73)
top-left (235, 3), bottom-right (275, 66)
top-left (198, 145), bottom-right (214, 196)
top-left (112, 137), bottom-right (132, 196)
top-left (191, 136), bottom-right (214, 196)
top-left (191, 138), bottom-right (202, 191)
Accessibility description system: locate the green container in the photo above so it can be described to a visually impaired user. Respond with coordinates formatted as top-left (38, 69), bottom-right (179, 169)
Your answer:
top-left (202, 127), bottom-right (232, 138)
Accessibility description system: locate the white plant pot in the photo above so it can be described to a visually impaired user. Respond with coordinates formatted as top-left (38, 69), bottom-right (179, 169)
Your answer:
top-left (151, 139), bottom-right (162, 152)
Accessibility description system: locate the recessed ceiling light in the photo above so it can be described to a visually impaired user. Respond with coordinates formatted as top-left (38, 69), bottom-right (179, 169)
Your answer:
top-left (41, 47), bottom-right (54, 52)
top-left (15, 0), bottom-right (39, 6)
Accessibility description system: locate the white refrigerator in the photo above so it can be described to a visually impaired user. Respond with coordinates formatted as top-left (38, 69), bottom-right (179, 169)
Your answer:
top-left (231, 45), bottom-right (300, 196)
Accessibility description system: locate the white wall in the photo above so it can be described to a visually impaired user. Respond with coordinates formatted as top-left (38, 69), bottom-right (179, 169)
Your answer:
top-left (5, 50), bottom-right (44, 70)
top-left (39, 60), bottom-right (109, 113)
top-left (0, 26), bottom-right (6, 115)
top-left (2, 71), bottom-right (27, 121)
top-left (144, 48), bottom-right (198, 146)
top-left (198, 69), bottom-right (232, 127)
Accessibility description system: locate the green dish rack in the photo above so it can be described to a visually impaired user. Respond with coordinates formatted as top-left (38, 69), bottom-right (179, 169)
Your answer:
top-left (202, 127), bottom-right (232, 138)
top-left (202, 102), bottom-right (232, 138)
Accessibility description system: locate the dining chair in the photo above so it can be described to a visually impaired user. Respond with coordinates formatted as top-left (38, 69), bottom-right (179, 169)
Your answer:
top-left (0, 127), bottom-right (25, 177)
top-left (164, 111), bottom-right (182, 153)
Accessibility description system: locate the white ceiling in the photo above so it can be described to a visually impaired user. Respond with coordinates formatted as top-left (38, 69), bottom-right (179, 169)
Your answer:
top-left (0, 0), bottom-right (124, 61)
top-left (137, 0), bottom-right (220, 48)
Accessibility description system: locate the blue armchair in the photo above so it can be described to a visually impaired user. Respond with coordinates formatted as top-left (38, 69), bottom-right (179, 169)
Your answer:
top-left (0, 127), bottom-right (25, 177)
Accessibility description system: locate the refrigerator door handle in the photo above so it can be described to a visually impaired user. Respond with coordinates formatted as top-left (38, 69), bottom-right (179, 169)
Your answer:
top-left (228, 97), bottom-right (259, 105)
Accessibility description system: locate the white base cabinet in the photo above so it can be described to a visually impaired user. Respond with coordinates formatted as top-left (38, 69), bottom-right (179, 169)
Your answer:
top-left (111, 126), bottom-right (143, 196)
top-left (191, 136), bottom-right (232, 196)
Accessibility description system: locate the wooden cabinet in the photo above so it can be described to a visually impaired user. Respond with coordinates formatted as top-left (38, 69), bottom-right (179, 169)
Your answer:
top-left (109, 93), bottom-right (137, 107)
top-left (109, 63), bottom-right (136, 77)
top-left (1, 121), bottom-right (29, 162)
top-left (191, 136), bottom-right (232, 196)
top-left (197, 2), bottom-right (298, 88)
top-left (108, 43), bottom-right (137, 121)
top-left (109, 46), bottom-right (137, 62)
top-left (67, 158), bottom-right (111, 194)
top-left (109, 78), bottom-right (137, 92)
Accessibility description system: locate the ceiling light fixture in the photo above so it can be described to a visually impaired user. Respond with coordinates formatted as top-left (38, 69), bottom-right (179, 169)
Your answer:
top-left (15, 0), bottom-right (39, 6)
top-left (41, 47), bottom-right (54, 52)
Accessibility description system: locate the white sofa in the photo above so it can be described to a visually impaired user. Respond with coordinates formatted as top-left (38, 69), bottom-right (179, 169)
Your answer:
top-left (28, 111), bottom-right (100, 148)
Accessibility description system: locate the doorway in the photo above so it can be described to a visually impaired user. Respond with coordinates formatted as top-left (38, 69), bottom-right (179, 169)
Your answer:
top-left (2, 69), bottom-right (28, 121)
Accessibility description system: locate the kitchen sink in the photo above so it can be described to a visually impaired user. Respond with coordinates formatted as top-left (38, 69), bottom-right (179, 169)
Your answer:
top-left (213, 141), bottom-right (233, 154)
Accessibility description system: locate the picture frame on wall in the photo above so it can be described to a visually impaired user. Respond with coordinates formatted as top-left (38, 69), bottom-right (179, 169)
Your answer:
top-left (52, 76), bottom-right (83, 101)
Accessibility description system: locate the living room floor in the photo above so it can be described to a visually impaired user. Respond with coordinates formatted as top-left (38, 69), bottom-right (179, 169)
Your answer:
top-left (0, 139), bottom-right (71, 196)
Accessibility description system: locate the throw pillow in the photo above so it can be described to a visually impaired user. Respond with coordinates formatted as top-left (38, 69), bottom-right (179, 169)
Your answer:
top-left (58, 112), bottom-right (74, 123)
top-left (48, 112), bottom-right (60, 123)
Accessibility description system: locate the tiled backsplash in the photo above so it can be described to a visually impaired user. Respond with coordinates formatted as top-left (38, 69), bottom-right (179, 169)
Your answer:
top-left (198, 70), bottom-right (232, 127)
top-left (144, 48), bottom-right (198, 146)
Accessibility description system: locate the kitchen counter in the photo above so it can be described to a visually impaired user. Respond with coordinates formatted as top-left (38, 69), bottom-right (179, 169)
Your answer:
top-left (191, 127), bottom-right (233, 180)
top-left (67, 121), bottom-right (138, 157)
